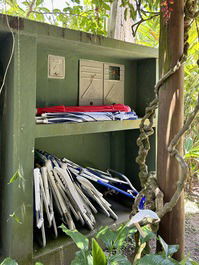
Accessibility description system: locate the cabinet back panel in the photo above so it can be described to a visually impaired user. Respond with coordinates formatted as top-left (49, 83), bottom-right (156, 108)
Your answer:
top-left (35, 133), bottom-right (113, 170)
top-left (36, 44), bottom-right (137, 112)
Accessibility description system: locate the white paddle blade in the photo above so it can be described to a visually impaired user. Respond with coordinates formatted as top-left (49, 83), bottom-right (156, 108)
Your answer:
top-left (127, 209), bottom-right (160, 227)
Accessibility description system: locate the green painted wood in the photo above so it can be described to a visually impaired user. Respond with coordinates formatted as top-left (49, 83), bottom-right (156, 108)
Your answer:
top-left (0, 15), bottom-right (158, 60)
top-left (35, 133), bottom-right (111, 171)
top-left (136, 58), bottom-right (158, 117)
top-left (0, 34), bottom-right (37, 265)
top-left (35, 119), bottom-right (156, 138)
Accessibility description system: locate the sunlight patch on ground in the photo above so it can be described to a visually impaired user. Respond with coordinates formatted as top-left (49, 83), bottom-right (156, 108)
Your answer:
top-left (185, 199), bottom-right (199, 214)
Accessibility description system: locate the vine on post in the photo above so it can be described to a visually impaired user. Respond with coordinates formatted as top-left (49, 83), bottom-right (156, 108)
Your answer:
top-left (132, 0), bottom-right (199, 220)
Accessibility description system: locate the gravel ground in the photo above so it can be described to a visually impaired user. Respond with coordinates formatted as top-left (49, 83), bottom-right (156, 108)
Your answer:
top-left (184, 175), bottom-right (199, 262)
top-left (185, 213), bottom-right (199, 262)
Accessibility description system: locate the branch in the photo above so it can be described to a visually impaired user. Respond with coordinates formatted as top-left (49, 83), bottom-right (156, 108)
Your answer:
top-left (26, 0), bottom-right (36, 18)
top-left (131, 13), bottom-right (159, 37)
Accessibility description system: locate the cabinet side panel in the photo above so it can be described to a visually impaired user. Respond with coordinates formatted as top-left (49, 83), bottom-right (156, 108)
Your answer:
top-left (0, 34), bottom-right (36, 265)
top-left (136, 58), bottom-right (157, 117)
top-left (126, 58), bottom-right (157, 188)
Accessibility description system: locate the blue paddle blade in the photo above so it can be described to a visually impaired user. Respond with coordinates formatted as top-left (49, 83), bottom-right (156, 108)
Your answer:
top-left (138, 196), bottom-right (146, 210)
top-left (97, 179), bottom-right (136, 199)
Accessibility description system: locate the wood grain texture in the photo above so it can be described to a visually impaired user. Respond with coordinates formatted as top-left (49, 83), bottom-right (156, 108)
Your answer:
top-left (157, 0), bottom-right (185, 260)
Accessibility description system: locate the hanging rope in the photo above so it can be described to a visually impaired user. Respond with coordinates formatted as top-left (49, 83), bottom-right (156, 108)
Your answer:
top-left (0, 1), bottom-right (15, 95)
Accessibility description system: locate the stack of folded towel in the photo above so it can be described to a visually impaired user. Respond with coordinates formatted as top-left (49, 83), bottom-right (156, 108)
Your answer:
top-left (36, 104), bottom-right (138, 124)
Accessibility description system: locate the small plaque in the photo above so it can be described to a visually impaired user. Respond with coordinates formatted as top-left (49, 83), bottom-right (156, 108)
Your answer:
top-left (48, 55), bottom-right (65, 79)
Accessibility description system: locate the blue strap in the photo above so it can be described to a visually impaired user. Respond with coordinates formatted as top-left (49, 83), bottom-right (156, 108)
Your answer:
top-left (97, 179), bottom-right (136, 199)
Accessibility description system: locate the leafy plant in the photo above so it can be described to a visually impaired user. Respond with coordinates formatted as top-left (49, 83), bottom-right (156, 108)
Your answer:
top-left (0, 0), bottom-right (112, 35)
top-left (96, 224), bottom-right (136, 253)
top-left (136, 235), bottom-right (197, 265)
top-left (184, 136), bottom-right (199, 192)
top-left (60, 222), bottom-right (199, 265)
top-left (60, 224), bottom-right (132, 265)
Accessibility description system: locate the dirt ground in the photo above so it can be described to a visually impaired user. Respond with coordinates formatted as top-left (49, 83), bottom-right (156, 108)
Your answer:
top-left (185, 213), bottom-right (199, 261)
top-left (185, 176), bottom-right (199, 262)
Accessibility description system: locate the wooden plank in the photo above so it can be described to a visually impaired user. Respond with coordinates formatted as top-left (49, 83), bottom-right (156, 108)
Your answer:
top-left (0, 34), bottom-right (37, 265)
top-left (35, 119), bottom-right (157, 138)
top-left (0, 14), bottom-right (158, 60)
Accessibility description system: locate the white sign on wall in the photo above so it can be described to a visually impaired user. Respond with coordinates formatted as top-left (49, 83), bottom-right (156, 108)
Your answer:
top-left (48, 55), bottom-right (65, 79)
top-left (79, 59), bottom-right (124, 106)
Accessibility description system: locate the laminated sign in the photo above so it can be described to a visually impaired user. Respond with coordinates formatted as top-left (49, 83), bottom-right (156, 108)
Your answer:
top-left (79, 60), bottom-right (124, 105)
top-left (79, 60), bottom-right (104, 106)
top-left (104, 63), bottom-right (124, 105)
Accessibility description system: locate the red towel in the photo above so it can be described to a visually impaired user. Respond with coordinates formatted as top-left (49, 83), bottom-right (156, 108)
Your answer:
top-left (37, 104), bottom-right (131, 115)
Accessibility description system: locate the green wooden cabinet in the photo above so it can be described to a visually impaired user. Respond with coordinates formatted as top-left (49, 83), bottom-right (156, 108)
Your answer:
top-left (0, 14), bottom-right (158, 265)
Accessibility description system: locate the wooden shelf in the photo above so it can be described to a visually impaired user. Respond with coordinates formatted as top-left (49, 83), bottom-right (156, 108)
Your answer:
top-left (35, 118), bottom-right (157, 138)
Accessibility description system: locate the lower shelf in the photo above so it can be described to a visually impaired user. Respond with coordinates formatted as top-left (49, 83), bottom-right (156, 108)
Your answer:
top-left (33, 200), bottom-right (131, 265)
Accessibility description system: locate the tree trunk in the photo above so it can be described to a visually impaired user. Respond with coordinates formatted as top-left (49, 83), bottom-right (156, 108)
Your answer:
top-left (157, 0), bottom-right (185, 260)
top-left (108, 0), bottom-right (134, 42)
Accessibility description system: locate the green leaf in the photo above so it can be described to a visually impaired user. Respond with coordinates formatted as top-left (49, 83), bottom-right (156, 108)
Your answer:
top-left (53, 8), bottom-right (61, 13)
top-left (188, 261), bottom-right (199, 265)
top-left (180, 257), bottom-right (199, 265)
top-left (101, 2), bottom-right (110, 10)
top-left (184, 137), bottom-right (194, 153)
top-left (22, 1), bottom-right (29, 7)
top-left (158, 236), bottom-right (169, 257)
top-left (60, 224), bottom-right (89, 250)
top-left (96, 226), bottom-right (117, 250)
top-left (92, 238), bottom-right (107, 265)
top-left (137, 254), bottom-right (179, 265)
top-left (71, 250), bottom-right (93, 265)
top-left (140, 230), bottom-right (156, 244)
top-left (9, 212), bottom-right (22, 224)
top-left (39, 7), bottom-right (50, 12)
top-left (35, 263), bottom-right (44, 265)
top-left (8, 170), bottom-right (23, 184)
top-left (0, 258), bottom-right (18, 265)
top-left (97, 225), bottom-right (136, 251)
top-left (114, 225), bottom-right (136, 249)
top-left (167, 244), bottom-right (179, 257)
top-left (36, 0), bottom-right (44, 7)
top-left (108, 254), bottom-right (131, 265)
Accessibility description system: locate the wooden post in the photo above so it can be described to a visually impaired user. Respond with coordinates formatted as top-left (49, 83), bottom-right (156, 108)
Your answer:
top-left (157, 0), bottom-right (184, 260)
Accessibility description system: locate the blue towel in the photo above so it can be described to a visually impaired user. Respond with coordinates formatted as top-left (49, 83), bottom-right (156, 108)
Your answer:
top-left (36, 111), bottom-right (138, 124)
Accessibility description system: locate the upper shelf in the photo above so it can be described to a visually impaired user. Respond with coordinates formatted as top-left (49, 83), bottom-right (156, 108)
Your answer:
top-left (35, 118), bottom-right (157, 138)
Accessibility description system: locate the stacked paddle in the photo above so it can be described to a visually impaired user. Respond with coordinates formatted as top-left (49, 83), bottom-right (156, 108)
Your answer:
top-left (34, 150), bottom-right (138, 247)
